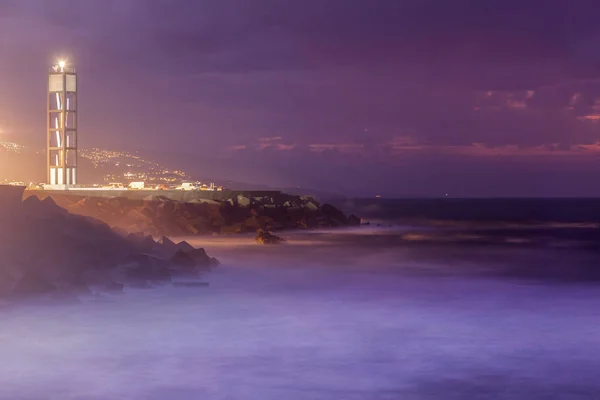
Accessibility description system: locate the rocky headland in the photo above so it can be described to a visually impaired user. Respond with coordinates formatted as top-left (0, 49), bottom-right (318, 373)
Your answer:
top-left (25, 192), bottom-right (361, 237)
top-left (0, 186), bottom-right (217, 302)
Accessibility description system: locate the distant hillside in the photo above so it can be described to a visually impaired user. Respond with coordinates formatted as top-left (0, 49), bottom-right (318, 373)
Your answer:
top-left (0, 145), bottom-right (104, 184)
top-left (0, 141), bottom-right (184, 185)
top-left (0, 140), bottom-right (346, 199)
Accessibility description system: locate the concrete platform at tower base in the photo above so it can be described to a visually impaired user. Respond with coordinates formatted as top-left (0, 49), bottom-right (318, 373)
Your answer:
top-left (24, 188), bottom-right (284, 203)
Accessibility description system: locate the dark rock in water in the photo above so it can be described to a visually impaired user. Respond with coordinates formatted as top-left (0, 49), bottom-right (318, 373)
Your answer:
top-left (11, 273), bottom-right (56, 296)
top-left (255, 229), bottom-right (285, 244)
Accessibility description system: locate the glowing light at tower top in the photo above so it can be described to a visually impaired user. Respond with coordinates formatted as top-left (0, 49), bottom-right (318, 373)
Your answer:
top-left (53, 58), bottom-right (68, 73)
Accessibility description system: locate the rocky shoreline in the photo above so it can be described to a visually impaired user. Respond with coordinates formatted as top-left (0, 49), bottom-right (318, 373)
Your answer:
top-left (26, 192), bottom-right (361, 237)
top-left (0, 186), bottom-right (363, 301)
top-left (0, 186), bottom-right (217, 302)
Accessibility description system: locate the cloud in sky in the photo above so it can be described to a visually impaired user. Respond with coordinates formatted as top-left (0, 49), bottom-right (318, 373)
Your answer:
top-left (3, 0), bottom-right (600, 195)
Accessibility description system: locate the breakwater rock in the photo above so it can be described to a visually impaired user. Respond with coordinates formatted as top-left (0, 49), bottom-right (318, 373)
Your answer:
top-left (255, 229), bottom-right (285, 245)
top-left (26, 192), bottom-right (360, 237)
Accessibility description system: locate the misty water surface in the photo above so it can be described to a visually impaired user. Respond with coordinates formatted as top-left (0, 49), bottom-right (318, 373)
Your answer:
top-left (1, 227), bottom-right (600, 399)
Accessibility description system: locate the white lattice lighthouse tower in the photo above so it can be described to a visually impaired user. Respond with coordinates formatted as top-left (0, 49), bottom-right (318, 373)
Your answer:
top-left (47, 60), bottom-right (77, 186)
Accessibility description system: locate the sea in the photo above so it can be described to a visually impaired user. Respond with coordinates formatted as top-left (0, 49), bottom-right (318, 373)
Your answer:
top-left (1, 199), bottom-right (600, 399)
top-left (337, 198), bottom-right (600, 226)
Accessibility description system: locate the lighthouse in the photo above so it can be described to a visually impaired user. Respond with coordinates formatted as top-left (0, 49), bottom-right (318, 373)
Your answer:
top-left (47, 59), bottom-right (78, 187)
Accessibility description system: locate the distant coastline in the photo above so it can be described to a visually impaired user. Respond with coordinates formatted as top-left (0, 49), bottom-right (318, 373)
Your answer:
top-left (336, 197), bottom-right (600, 225)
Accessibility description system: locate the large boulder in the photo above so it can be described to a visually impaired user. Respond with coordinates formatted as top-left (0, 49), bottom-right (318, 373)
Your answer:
top-left (237, 195), bottom-right (251, 207)
top-left (306, 201), bottom-right (319, 211)
top-left (255, 229), bottom-right (285, 245)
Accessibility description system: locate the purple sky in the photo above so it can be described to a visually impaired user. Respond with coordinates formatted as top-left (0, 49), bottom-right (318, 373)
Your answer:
top-left (3, 0), bottom-right (600, 196)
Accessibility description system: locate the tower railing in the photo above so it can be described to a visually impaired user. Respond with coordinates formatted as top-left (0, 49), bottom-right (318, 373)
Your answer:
top-left (49, 66), bottom-right (76, 73)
